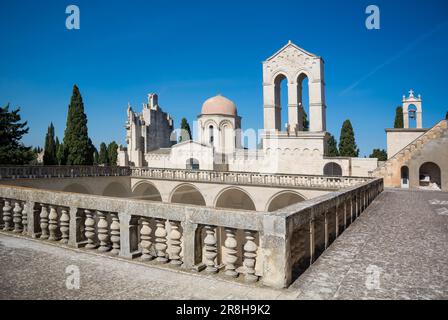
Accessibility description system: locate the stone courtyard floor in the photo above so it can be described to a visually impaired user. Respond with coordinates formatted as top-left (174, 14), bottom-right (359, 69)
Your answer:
top-left (1, 189), bottom-right (448, 300)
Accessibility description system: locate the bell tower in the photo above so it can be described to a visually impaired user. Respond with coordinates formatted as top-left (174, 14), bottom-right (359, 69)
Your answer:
top-left (402, 89), bottom-right (422, 129)
top-left (262, 41), bottom-right (327, 134)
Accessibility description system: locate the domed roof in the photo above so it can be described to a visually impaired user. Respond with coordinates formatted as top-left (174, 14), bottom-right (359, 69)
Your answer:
top-left (201, 94), bottom-right (237, 116)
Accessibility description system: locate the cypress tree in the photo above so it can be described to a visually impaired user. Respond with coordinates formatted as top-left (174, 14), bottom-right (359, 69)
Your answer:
top-left (339, 120), bottom-right (359, 157)
top-left (93, 149), bottom-right (99, 165)
top-left (327, 134), bottom-right (339, 156)
top-left (62, 85), bottom-right (93, 165)
top-left (107, 141), bottom-right (118, 166)
top-left (98, 142), bottom-right (109, 165)
top-left (179, 118), bottom-right (192, 142)
top-left (0, 104), bottom-right (34, 164)
top-left (43, 122), bottom-right (57, 165)
top-left (302, 107), bottom-right (309, 131)
top-left (394, 106), bottom-right (404, 128)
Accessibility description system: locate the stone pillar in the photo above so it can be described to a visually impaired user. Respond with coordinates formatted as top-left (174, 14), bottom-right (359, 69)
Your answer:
top-left (261, 214), bottom-right (290, 289)
top-left (169, 220), bottom-right (182, 266)
top-left (118, 212), bottom-right (139, 259)
top-left (68, 207), bottom-right (84, 247)
top-left (110, 213), bottom-right (120, 255)
top-left (12, 201), bottom-right (23, 233)
top-left (243, 230), bottom-right (259, 283)
top-left (287, 83), bottom-right (299, 132)
top-left (335, 206), bottom-right (339, 237)
top-left (309, 219), bottom-right (315, 264)
top-left (324, 211), bottom-right (329, 249)
top-left (223, 228), bottom-right (238, 278)
top-left (203, 225), bottom-right (218, 273)
top-left (2, 200), bottom-right (12, 231)
top-left (180, 220), bottom-right (199, 270)
top-left (59, 208), bottom-right (70, 244)
top-left (26, 201), bottom-right (39, 238)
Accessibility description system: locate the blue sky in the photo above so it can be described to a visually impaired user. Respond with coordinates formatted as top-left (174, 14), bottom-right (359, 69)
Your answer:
top-left (1, 0), bottom-right (447, 156)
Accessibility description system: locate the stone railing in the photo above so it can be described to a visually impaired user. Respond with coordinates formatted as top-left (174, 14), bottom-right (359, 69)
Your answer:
top-left (131, 167), bottom-right (372, 190)
top-left (266, 177), bottom-right (384, 287)
top-left (0, 184), bottom-right (264, 285)
top-left (0, 166), bottom-right (131, 180)
top-left (0, 177), bottom-right (383, 288)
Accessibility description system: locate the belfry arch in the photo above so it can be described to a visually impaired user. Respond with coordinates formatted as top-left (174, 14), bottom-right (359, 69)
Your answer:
top-left (263, 41), bottom-right (326, 133)
top-left (402, 90), bottom-right (422, 129)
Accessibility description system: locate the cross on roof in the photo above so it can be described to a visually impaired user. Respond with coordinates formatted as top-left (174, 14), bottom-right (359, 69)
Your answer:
top-left (409, 89), bottom-right (414, 98)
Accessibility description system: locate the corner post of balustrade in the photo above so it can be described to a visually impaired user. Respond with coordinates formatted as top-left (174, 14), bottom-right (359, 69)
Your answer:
top-left (309, 216), bottom-right (315, 264)
top-left (68, 207), bottom-right (84, 247)
top-left (118, 212), bottom-right (139, 259)
top-left (180, 216), bottom-right (199, 270)
top-left (261, 213), bottom-right (291, 289)
top-left (26, 201), bottom-right (39, 238)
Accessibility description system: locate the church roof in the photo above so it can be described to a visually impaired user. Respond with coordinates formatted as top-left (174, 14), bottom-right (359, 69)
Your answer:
top-left (201, 94), bottom-right (237, 116)
top-left (264, 40), bottom-right (320, 62)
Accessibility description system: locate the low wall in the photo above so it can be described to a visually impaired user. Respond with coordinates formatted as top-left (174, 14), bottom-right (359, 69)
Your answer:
top-left (0, 176), bottom-right (383, 288)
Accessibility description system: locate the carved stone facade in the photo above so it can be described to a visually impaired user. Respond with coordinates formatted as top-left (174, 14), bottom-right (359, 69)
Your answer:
top-left (120, 94), bottom-right (174, 167)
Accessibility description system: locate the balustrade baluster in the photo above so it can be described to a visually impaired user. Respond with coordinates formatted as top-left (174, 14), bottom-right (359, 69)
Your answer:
top-left (243, 230), bottom-right (258, 283)
top-left (224, 228), bottom-right (238, 277)
top-left (39, 204), bottom-right (49, 239)
top-left (140, 217), bottom-right (153, 261)
top-left (2, 200), bottom-right (12, 231)
top-left (13, 201), bottom-right (23, 233)
top-left (154, 218), bottom-right (168, 263)
top-left (60, 208), bottom-right (70, 244)
top-left (97, 211), bottom-right (110, 252)
top-left (48, 206), bottom-right (59, 241)
top-left (21, 202), bottom-right (28, 235)
top-left (110, 213), bottom-right (120, 255)
top-left (169, 220), bottom-right (182, 265)
top-left (204, 225), bottom-right (218, 273)
top-left (84, 209), bottom-right (97, 249)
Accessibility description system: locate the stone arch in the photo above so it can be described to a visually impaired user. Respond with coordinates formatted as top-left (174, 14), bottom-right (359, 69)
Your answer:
top-left (214, 187), bottom-right (256, 211)
top-left (266, 191), bottom-right (306, 212)
top-left (323, 162), bottom-right (343, 176)
top-left (63, 183), bottom-right (92, 194)
top-left (170, 183), bottom-right (206, 206)
top-left (296, 72), bottom-right (310, 131)
top-left (186, 158), bottom-right (200, 170)
top-left (400, 166), bottom-right (409, 189)
top-left (419, 162), bottom-right (441, 189)
top-left (273, 72), bottom-right (289, 132)
top-left (102, 182), bottom-right (129, 197)
top-left (131, 181), bottom-right (162, 201)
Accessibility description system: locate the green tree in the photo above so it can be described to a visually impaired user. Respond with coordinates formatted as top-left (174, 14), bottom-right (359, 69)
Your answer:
top-left (0, 104), bottom-right (34, 164)
top-left (107, 141), bottom-right (118, 166)
top-left (56, 142), bottom-right (65, 165)
top-left (93, 148), bottom-right (99, 165)
top-left (43, 122), bottom-right (57, 165)
top-left (327, 134), bottom-right (339, 156)
top-left (62, 85), bottom-right (93, 165)
top-left (339, 120), bottom-right (359, 157)
top-left (394, 106), bottom-right (404, 128)
top-left (179, 118), bottom-right (192, 142)
top-left (445, 111), bottom-right (448, 120)
top-left (302, 107), bottom-right (309, 131)
top-left (98, 142), bottom-right (109, 165)
top-left (369, 148), bottom-right (387, 161)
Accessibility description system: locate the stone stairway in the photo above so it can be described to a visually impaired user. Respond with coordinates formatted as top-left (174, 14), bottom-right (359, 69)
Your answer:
top-left (372, 119), bottom-right (448, 186)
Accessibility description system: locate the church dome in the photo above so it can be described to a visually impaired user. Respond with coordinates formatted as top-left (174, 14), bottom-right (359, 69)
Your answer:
top-left (201, 95), bottom-right (237, 116)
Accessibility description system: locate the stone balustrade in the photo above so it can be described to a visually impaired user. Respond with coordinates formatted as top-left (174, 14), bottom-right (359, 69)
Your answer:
top-left (0, 165), bottom-right (131, 180)
top-left (0, 177), bottom-right (383, 288)
top-left (131, 167), bottom-right (372, 190)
